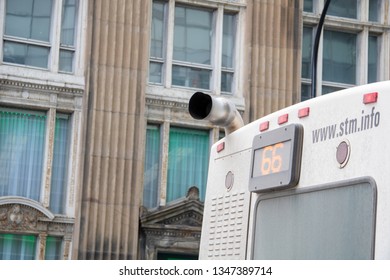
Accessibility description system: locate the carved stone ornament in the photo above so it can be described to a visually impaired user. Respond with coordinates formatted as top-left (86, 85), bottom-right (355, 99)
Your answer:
top-left (0, 204), bottom-right (39, 230)
top-left (0, 197), bottom-right (55, 233)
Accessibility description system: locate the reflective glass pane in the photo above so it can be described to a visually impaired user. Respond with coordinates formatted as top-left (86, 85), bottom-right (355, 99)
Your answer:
top-left (253, 181), bottom-right (375, 260)
top-left (5, 0), bottom-right (52, 42)
top-left (149, 62), bottom-right (163, 84)
top-left (59, 50), bottom-right (74, 72)
top-left (322, 85), bottom-right (344, 95)
top-left (173, 6), bottom-right (212, 65)
top-left (45, 236), bottom-right (63, 260)
top-left (222, 14), bottom-right (235, 68)
top-left (301, 83), bottom-right (311, 101)
top-left (369, 0), bottom-right (380, 22)
top-left (3, 41), bottom-right (49, 68)
top-left (304, 0), bottom-right (313, 12)
top-left (368, 35), bottom-right (378, 83)
top-left (221, 71), bottom-right (233, 93)
top-left (172, 65), bottom-right (211, 89)
top-left (150, 1), bottom-right (165, 58)
top-left (323, 30), bottom-right (356, 85)
top-left (61, 0), bottom-right (79, 46)
top-left (50, 115), bottom-right (70, 214)
top-left (327, 0), bottom-right (357, 19)
top-left (143, 125), bottom-right (161, 208)
top-left (301, 27), bottom-right (312, 79)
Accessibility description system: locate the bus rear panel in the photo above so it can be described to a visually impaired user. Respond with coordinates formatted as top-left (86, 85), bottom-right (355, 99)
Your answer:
top-left (198, 81), bottom-right (390, 260)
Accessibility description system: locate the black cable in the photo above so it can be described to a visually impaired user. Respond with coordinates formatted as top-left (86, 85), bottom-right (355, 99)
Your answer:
top-left (310, 0), bottom-right (331, 99)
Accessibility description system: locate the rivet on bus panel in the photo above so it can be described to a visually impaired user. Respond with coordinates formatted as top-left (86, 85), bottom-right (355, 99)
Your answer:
top-left (259, 121), bottom-right (269, 132)
top-left (363, 92), bottom-right (378, 104)
top-left (217, 142), bottom-right (225, 153)
top-left (298, 107), bottom-right (310, 118)
top-left (278, 114), bottom-right (289, 125)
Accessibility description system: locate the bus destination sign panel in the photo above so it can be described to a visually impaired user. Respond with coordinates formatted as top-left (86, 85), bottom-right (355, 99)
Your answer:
top-left (249, 124), bottom-right (304, 193)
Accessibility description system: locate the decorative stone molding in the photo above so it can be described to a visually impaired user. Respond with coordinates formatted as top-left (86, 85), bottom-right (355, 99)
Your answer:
top-left (146, 96), bottom-right (188, 110)
top-left (0, 196), bottom-right (54, 220)
top-left (0, 79), bottom-right (84, 96)
top-left (0, 197), bottom-right (74, 240)
top-left (139, 187), bottom-right (203, 259)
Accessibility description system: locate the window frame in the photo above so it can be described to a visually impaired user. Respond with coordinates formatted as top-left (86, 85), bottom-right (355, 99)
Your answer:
top-left (251, 177), bottom-right (377, 260)
top-left (301, 0), bottom-right (390, 99)
top-left (0, 107), bottom-right (74, 215)
top-left (0, 233), bottom-right (64, 260)
top-left (143, 122), bottom-right (221, 208)
top-left (0, 0), bottom-right (87, 84)
top-left (148, 0), bottom-right (244, 97)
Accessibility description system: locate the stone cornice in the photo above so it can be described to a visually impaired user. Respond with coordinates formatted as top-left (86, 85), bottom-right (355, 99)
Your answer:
top-left (0, 78), bottom-right (84, 96)
top-left (146, 96), bottom-right (188, 110)
top-left (142, 224), bottom-right (201, 239)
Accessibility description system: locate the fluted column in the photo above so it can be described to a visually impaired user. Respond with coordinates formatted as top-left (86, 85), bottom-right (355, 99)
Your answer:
top-left (76, 0), bottom-right (149, 259)
top-left (248, 0), bottom-right (302, 120)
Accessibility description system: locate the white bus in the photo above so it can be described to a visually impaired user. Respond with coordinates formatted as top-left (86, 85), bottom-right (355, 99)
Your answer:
top-left (189, 81), bottom-right (390, 260)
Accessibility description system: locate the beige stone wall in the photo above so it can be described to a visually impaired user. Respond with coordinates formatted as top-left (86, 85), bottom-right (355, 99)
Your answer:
top-left (75, 0), bottom-right (150, 259)
top-left (247, 0), bottom-right (302, 121)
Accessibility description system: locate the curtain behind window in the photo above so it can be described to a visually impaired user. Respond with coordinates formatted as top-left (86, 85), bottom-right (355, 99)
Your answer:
top-left (0, 234), bottom-right (36, 260)
top-left (50, 114), bottom-right (70, 214)
top-left (0, 110), bottom-right (46, 201)
top-left (45, 236), bottom-right (63, 260)
top-left (167, 127), bottom-right (209, 202)
top-left (143, 125), bottom-right (161, 208)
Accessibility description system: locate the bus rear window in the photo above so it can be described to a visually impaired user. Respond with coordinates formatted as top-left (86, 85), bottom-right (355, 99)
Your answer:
top-left (252, 178), bottom-right (376, 260)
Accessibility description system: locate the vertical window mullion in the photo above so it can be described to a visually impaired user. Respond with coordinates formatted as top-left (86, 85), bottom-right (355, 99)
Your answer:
top-left (212, 6), bottom-right (223, 94)
top-left (159, 121), bottom-right (170, 206)
top-left (50, 0), bottom-right (63, 72)
top-left (42, 108), bottom-right (56, 207)
top-left (357, 29), bottom-right (369, 85)
top-left (0, 0), bottom-right (5, 61)
top-left (165, 0), bottom-right (175, 88)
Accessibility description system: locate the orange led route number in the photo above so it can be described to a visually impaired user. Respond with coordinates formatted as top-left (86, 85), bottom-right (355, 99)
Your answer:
top-left (260, 143), bottom-right (285, 175)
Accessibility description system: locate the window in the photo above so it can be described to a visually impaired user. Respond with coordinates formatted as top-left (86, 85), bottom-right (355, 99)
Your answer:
top-left (167, 127), bottom-right (209, 202)
top-left (149, 0), bottom-right (239, 95)
top-left (0, 109), bottom-right (46, 201)
top-left (2, 0), bottom-right (79, 73)
top-left (0, 234), bottom-right (63, 260)
top-left (172, 5), bottom-right (212, 89)
top-left (45, 236), bottom-right (63, 260)
top-left (368, 35), bottom-right (379, 83)
top-left (327, 0), bottom-right (357, 19)
top-left (322, 30), bottom-right (356, 85)
top-left (0, 108), bottom-right (71, 214)
top-left (301, 0), bottom-right (390, 99)
top-left (59, 0), bottom-right (79, 72)
top-left (253, 180), bottom-right (376, 260)
top-left (143, 124), bottom-right (161, 209)
top-left (143, 125), bottom-right (210, 207)
top-left (303, 0), bottom-right (313, 13)
top-left (0, 234), bottom-right (36, 260)
top-left (50, 114), bottom-right (71, 214)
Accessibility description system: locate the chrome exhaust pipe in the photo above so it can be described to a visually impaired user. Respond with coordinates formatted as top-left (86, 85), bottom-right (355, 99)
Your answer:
top-left (189, 92), bottom-right (244, 135)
